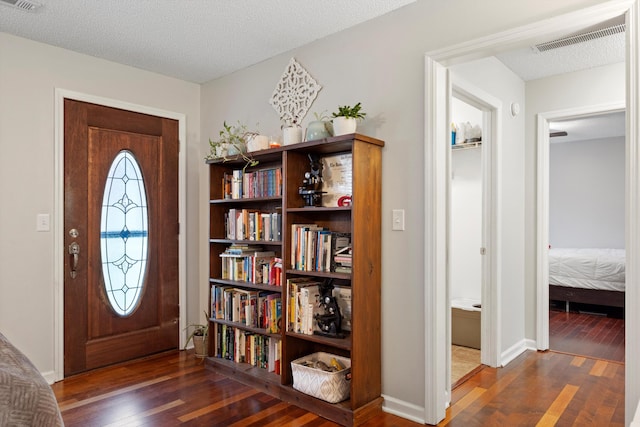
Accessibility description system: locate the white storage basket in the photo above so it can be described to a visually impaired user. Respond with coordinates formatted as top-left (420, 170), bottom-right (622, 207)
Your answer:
top-left (291, 352), bottom-right (351, 403)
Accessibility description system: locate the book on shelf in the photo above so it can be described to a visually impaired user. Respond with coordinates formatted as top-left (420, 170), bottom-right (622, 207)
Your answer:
top-left (331, 232), bottom-right (352, 273)
top-left (214, 325), bottom-right (281, 372)
top-left (332, 286), bottom-right (352, 331)
top-left (223, 167), bottom-right (283, 200)
top-left (219, 245), bottom-right (280, 285)
top-left (286, 277), bottom-right (323, 335)
top-left (211, 285), bottom-right (281, 330)
top-left (290, 224), bottom-right (334, 272)
top-left (226, 209), bottom-right (281, 241)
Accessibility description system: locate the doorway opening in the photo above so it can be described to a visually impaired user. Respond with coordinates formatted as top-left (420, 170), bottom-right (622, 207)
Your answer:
top-left (449, 95), bottom-right (485, 387)
top-left (541, 109), bottom-right (626, 364)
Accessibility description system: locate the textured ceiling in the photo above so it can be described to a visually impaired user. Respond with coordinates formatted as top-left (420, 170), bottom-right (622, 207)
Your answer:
top-left (496, 15), bottom-right (625, 82)
top-left (495, 32), bottom-right (625, 82)
top-left (0, 0), bottom-right (415, 83)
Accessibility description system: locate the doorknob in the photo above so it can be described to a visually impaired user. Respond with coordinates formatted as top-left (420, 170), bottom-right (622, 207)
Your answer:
top-left (69, 242), bottom-right (80, 278)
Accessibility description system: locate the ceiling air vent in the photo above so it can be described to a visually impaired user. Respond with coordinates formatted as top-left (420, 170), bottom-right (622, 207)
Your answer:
top-left (533, 23), bottom-right (625, 53)
top-left (0, 0), bottom-right (42, 11)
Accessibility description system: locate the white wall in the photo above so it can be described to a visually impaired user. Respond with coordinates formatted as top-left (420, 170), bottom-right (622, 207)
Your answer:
top-left (0, 32), bottom-right (201, 377)
top-left (524, 62), bottom-right (625, 340)
top-left (550, 137), bottom-right (625, 249)
top-left (450, 98), bottom-right (483, 302)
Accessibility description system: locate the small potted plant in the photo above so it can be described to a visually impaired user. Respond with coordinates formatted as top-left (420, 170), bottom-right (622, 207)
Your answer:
top-left (331, 102), bottom-right (366, 136)
top-left (207, 121), bottom-right (259, 169)
top-left (184, 316), bottom-right (209, 358)
top-left (305, 111), bottom-right (333, 141)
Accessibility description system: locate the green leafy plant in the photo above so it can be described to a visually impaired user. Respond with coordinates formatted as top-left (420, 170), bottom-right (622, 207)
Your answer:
top-left (206, 120), bottom-right (259, 169)
top-left (183, 311), bottom-right (210, 350)
top-left (331, 102), bottom-right (366, 120)
top-left (312, 110), bottom-right (331, 121)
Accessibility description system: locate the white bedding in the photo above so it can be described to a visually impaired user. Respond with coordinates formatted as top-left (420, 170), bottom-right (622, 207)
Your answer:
top-left (549, 248), bottom-right (625, 292)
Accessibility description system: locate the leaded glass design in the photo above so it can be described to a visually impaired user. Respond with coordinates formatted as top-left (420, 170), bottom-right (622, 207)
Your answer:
top-left (100, 150), bottom-right (149, 317)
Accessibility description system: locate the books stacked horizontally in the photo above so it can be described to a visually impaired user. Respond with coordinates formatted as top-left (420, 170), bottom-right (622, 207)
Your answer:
top-left (220, 244), bottom-right (282, 285)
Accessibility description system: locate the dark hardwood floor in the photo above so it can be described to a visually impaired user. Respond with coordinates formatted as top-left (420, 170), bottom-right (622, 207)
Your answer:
top-left (52, 348), bottom-right (624, 426)
top-left (549, 305), bottom-right (625, 362)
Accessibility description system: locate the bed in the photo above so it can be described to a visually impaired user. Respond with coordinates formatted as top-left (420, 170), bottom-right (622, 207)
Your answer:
top-left (549, 248), bottom-right (625, 309)
top-left (0, 332), bottom-right (64, 426)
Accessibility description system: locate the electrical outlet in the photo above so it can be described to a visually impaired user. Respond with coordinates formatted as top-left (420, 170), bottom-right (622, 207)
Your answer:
top-left (392, 209), bottom-right (405, 231)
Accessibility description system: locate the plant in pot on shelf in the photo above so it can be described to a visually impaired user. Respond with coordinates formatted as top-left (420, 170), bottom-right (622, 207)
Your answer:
top-left (305, 111), bottom-right (333, 141)
top-left (331, 102), bottom-right (366, 136)
top-left (206, 121), bottom-right (259, 169)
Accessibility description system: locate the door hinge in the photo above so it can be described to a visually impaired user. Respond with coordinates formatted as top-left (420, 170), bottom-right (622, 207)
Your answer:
top-left (480, 247), bottom-right (486, 255)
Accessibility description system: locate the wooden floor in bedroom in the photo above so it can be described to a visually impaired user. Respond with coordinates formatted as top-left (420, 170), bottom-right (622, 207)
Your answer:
top-left (549, 305), bottom-right (625, 363)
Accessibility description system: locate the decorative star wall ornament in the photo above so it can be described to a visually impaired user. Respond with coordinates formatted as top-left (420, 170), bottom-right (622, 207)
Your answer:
top-left (270, 58), bottom-right (321, 126)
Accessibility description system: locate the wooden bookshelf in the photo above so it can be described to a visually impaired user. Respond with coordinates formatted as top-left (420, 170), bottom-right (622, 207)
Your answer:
top-left (205, 133), bottom-right (383, 426)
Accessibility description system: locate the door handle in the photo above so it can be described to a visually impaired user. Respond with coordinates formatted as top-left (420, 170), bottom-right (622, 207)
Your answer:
top-left (69, 242), bottom-right (80, 278)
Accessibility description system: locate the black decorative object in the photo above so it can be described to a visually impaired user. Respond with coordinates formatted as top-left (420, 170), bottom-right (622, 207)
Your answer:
top-left (299, 153), bottom-right (326, 207)
top-left (314, 279), bottom-right (344, 338)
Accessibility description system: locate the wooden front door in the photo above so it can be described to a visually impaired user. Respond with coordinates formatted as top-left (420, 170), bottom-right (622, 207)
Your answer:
top-left (64, 99), bottom-right (179, 376)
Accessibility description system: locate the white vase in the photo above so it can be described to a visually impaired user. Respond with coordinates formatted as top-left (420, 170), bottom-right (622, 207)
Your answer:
top-left (283, 126), bottom-right (302, 145)
top-left (247, 134), bottom-right (269, 152)
top-left (332, 117), bottom-right (357, 136)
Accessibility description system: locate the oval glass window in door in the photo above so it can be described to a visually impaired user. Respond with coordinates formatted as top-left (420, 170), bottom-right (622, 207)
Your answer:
top-left (100, 150), bottom-right (149, 317)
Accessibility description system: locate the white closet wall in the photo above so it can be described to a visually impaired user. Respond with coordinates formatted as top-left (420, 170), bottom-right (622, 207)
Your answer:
top-left (450, 98), bottom-right (483, 301)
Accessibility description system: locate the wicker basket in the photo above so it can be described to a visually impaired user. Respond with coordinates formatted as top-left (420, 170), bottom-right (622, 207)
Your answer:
top-left (291, 352), bottom-right (351, 403)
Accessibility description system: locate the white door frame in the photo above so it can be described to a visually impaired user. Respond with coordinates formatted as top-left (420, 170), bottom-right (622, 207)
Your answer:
top-left (53, 89), bottom-right (188, 381)
top-left (535, 102), bottom-right (625, 352)
top-left (424, 0), bottom-right (639, 424)
top-left (450, 79), bottom-right (502, 369)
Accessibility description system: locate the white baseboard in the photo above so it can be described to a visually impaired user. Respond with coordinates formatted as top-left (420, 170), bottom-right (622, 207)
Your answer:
top-left (500, 339), bottom-right (530, 367)
top-left (382, 394), bottom-right (426, 424)
top-left (42, 370), bottom-right (56, 385)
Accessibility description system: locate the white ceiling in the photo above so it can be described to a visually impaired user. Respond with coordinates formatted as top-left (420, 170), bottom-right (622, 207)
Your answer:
top-left (0, 0), bottom-right (415, 84)
top-left (549, 111), bottom-right (626, 144)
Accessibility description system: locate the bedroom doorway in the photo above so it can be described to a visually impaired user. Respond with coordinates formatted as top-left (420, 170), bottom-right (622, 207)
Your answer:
top-left (538, 108), bottom-right (626, 363)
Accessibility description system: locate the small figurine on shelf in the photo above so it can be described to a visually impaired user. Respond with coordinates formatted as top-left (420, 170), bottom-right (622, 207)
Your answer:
top-left (314, 279), bottom-right (344, 338)
top-left (298, 153), bottom-right (326, 207)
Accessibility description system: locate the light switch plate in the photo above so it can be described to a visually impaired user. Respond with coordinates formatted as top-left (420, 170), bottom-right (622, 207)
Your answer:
top-left (392, 209), bottom-right (405, 231)
top-left (37, 213), bottom-right (50, 232)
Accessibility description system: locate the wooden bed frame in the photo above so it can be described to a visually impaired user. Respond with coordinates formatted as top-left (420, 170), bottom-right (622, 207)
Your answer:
top-left (549, 284), bottom-right (625, 309)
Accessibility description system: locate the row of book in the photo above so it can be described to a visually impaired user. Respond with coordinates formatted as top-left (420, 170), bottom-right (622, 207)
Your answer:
top-left (214, 324), bottom-right (281, 374)
top-left (220, 245), bottom-right (283, 286)
top-left (223, 167), bottom-right (282, 200)
top-left (290, 224), bottom-right (351, 273)
top-left (211, 285), bottom-right (282, 333)
top-left (225, 209), bottom-right (282, 242)
top-left (286, 277), bottom-right (352, 335)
